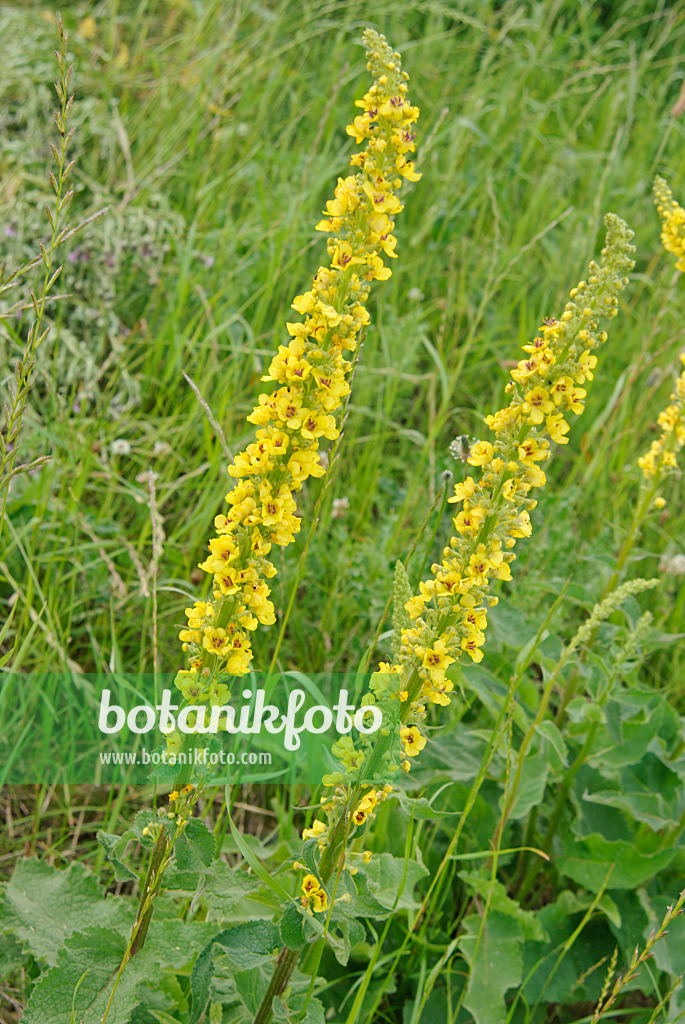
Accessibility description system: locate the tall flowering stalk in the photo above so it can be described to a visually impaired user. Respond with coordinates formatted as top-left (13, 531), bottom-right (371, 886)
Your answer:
top-left (173, 30), bottom-right (420, 715)
top-left (599, 178), bottom-right (685, 599)
top-left (318, 214), bottom-right (635, 799)
top-left (654, 175), bottom-right (685, 272)
top-left (636, 355), bottom-right (685, 493)
top-left (254, 216), bottom-right (635, 1024)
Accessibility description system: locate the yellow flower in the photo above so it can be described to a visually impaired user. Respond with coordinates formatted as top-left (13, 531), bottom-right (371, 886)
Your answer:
top-left (309, 889), bottom-right (328, 913)
top-left (546, 412), bottom-right (570, 445)
top-left (637, 354), bottom-right (685, 482)
top-left (522, 386), bottom-right (554, 424)
top-left (302, 819), bottom-right (327, 841)
top-left (467, 441), bottom-right (494, 466)
top-left (400, 725), bottom-right (426, 757)
top-left (302, 874), bottom-right (321, 896)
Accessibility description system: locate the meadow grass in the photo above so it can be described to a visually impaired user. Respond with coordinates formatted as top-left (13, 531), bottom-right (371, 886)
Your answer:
top-left (2, 1), bottom-right (685, 1022)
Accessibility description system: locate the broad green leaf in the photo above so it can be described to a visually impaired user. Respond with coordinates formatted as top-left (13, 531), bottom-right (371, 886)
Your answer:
top-left (25, 917), bottom-right (217, 1024)
top-left (190, 922), bottom-right (280, 1024)
top-left (279, 903), bottom-right (309, 950)
top-left (458, 911), bottom-right (523, 1024)
top-left (0, 859), bottom-right (134, 965)
top-left (175, 817), bottom-right (216, 871)
top-left (394, 789), bottom-right (460, 820)
top-left (506, 746), bottom-right (549, 820)
top-left (273, 990), bottom-right (326, 1024)
top-left (359, 852), bottom-right (428, 911)
top-left (327, 913), bottom-right (365, 966)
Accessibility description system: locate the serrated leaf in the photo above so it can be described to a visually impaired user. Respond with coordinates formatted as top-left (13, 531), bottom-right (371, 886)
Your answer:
top-left (24, 918), bottom-right (218, 1024)
top-left (0, 859), bottom-right (134, 965)
top-left (190, 922), bottom-right (280, 1024)
top-left (175, 817), bottom-right (215, 871)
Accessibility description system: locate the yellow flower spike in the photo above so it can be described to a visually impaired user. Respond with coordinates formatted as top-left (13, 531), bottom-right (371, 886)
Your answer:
top-left (328, 215), bottom-right (635, 788)
top-left (178, 35), bottom-right (419, 692)
top-left (169, 790), bottom-right (179, 802)
top-left (654, 175), bottom-right (685, 273)
top-left (637, 355), bottom-right (685, 483)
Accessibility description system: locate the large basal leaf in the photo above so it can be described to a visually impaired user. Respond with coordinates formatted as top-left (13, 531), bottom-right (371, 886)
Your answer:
top-left (0, 858), bottom-right (134, 965)
top-left (24, 918), bottom-right (217, 1024)
top-left (189, 921), bottom-right (280, 1024)
top-left (458, 911), bottom-right (523, 1024)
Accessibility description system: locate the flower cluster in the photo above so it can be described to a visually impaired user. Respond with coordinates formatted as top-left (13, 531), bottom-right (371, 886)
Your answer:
top-left (637, 354), bottom-right (685, 490)
top-left (175, 30), bottom-right (419, 705)
top-left (327, 214), bottom-right (635, 785)
top-left (654, 175), bottom-right (685, 272)
top-left (301, 873), bottom-right (328, 914)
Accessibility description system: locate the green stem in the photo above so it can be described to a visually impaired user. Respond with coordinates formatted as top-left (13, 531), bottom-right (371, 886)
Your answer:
top-left (253, 946), bottom-right (302, 1024)
top-left (130, 826), bottom-right (168, 956)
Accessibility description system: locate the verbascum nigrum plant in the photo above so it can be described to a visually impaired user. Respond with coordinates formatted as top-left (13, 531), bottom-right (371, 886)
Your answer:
top-left (172, 29), bottom-right (420, 723)
top-left (313, 213), bottom-right (635, 798)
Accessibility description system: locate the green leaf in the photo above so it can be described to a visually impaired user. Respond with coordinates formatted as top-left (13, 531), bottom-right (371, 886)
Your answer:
top-left (358, 852), bottom-right (428, 911)
top-left (25, 918), bottom-right (217, 1024)
top-left (24, 925), bottom-right (130, 1024)
top-left (190, 922), bottom-right (280, 1024)
top-left (279, 902), bottom-right (308, 950)
top-left (558, 833), bottom-right (676, 890)
top-left (458, 912), bottom-right (523, 1024)
top-left (175, 817), bottom-right (216, 871)
top-left (394, 788), bottom-right (460, 820)
top-left (458, 871), bottom-right (546, 941)
top-left (534, 720), bottom-right (568, 770)
top-left (0, 859), bottom-right (134, 965)
top-left (327, 913), bottom-right (366, 966)
top-left (273, 990), bottom-right (326, 1024)
top-left (226, 792), bottom-right (293, 902)
top-left (506, 746), bottom-right (549, 820)
top-left (97, 831), bottom-right (139, 883)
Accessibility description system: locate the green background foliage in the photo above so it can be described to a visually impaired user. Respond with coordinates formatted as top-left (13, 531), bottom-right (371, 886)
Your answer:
top-left (1, 0), bottom-right (685, 1022)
